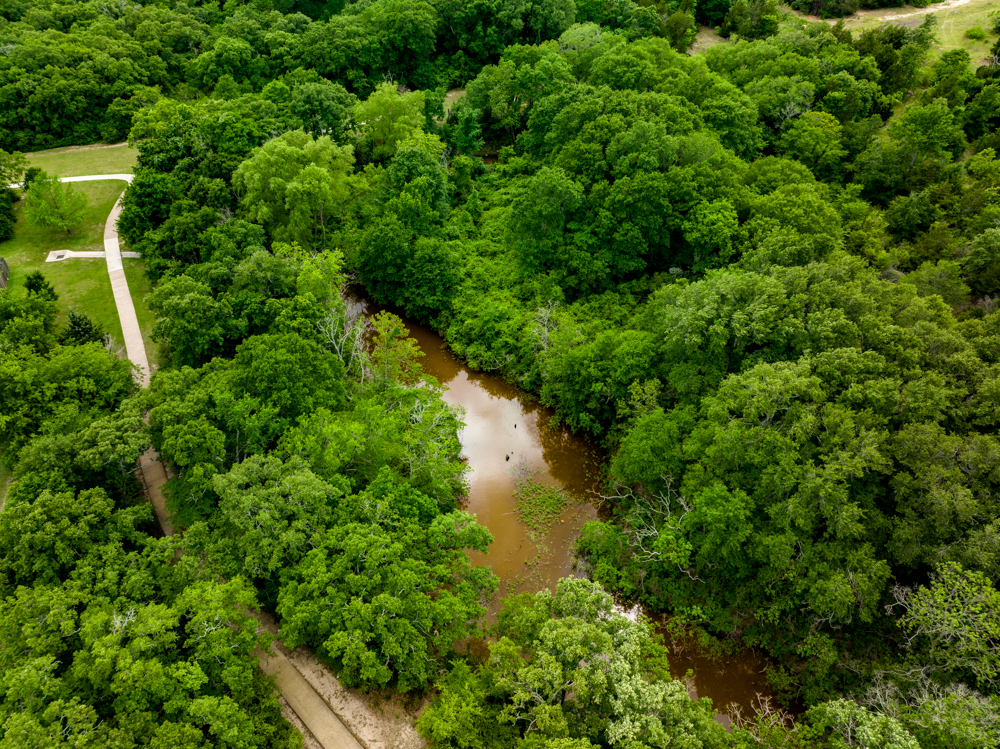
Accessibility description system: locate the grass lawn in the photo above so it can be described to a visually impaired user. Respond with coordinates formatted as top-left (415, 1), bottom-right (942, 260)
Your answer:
top-left (690, 25), bottom-right (727, 55)
top-left (26, 142), bottom-right (138, 177)
top-left (8, 142), bottom-right (162, 374)
top-left (2, 181), bottom-right (125, 342)
top-left (930, 0), bottom-right (996, 61)
top-left (444, 88), bottom-right (465, 114)
top-left (0, 181), bottom-right (156, 362)
top-left (834, 0), bottom-right (996, 64)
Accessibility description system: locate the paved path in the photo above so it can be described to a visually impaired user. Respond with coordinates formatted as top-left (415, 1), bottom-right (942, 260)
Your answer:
top-left (12, 171), bottom-right (378, 749)
top-left (136, 447), bottom-right (176, 536)
top-left (8, 170), bottom-right (368, 749)
top-left (61, 173), bottom-right (374, 749)
top-left (46, 250), bottom-right (140, 262)
top-left (80, 175), bottom-right (150, 387)
top-left (256, 645), bottom-right (365, 749)
top-left (10, 174), bottom-right (149, 385)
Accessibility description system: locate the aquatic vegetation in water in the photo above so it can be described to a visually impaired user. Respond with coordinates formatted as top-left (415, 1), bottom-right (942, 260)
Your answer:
top-left (512, 464), bottom-right (570, 540)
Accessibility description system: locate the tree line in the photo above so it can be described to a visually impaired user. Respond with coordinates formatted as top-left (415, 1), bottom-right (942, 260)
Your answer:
top-left (3, 0), bottom-right (1000, 747)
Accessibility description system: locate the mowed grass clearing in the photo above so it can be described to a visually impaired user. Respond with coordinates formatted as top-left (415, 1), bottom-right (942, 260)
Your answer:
top-left (2, 181), bottom-right (126, 342)
top-left (26, 142), bottom-right (138, 177)
top-left (931, 0), bottom-right (996, 60)
top-left (8, 141), bottom-right (162, 370)
top-left (835, 0), bottom-right (996, 64)
top-left (690, 25), bottom-right (727, 55)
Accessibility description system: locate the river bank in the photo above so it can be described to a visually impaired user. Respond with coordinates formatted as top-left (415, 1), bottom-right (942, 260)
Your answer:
top-left (351, 291), bottom-right (779, 727)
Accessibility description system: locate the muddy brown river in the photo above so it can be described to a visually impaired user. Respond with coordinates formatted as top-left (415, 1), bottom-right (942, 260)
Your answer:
top-left (353, 294), bottom-right (776, 728)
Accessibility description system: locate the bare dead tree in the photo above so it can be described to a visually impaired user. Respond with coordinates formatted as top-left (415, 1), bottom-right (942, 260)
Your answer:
top-left (95, 0), bottom-right (131, 19)
top-left (603, 477), bottom-right (700, 581)
top-left (530, 299), bottom-right (560, 357)
top-left (975, 295), bottom-right (998, 316)
top-left (727, 693), bottom-right (795, 744)
top-left (860, 671), bottom-right (1000, 743)
top-left (317, 297), bottom-right (371, 385)
top-left (103, 333), bottom-right (126, 360)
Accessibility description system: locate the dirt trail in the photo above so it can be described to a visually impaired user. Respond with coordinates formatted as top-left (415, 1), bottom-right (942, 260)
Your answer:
top-left (856, 0), bottom-right (971, 23)
top-left (796, 0), bottom-right (973, 25)
top-left (135, 451), bottom-right (397, 749)
top-left (76, 169), bottom-right (423, 749)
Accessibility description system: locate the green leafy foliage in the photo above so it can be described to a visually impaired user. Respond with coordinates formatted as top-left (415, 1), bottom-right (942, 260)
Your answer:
top-left (233, 130), bottom-right (356, 251)
top-left (23, 172), bottom-right (87, 234)
top-left (277, 472), bottom-right (496, 692)
top-left (13, 0), bottom-right (1000, 740)
top-left (419, 579), bottom-right (727, 749)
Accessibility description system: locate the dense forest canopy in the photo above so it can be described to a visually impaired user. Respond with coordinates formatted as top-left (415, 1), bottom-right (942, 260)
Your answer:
top-left (3, 0), bottom-right (1000, 747)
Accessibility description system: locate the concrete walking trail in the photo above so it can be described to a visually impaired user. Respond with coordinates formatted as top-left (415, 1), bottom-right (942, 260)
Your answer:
top-left (8, 174), bottom-right (149, 385)
top-left (64, 174), bottom-right (150, 387)
top-left (46, 174), bottom-right (384, 749)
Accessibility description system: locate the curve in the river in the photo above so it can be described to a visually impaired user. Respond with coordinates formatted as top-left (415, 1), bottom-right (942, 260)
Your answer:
top-left (352, 295), bottom-right (779, 728)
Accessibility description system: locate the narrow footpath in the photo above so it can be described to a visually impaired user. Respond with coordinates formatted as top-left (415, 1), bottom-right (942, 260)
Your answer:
top-left (66, 174), bottom-right (382, 749)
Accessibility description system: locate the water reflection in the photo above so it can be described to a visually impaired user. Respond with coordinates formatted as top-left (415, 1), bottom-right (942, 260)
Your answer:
top-left (351, 291), bottom-right (777, 725)
top-left (381, 311), bottom-right (604, 602)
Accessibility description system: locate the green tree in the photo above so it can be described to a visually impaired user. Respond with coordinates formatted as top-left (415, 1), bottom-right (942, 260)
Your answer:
top-left (23, 172), bottom-right (87, 234)
top-left (231, 332), bottom-right (346, 422)
top-left (422, 579), bottom-right (726, 749)
top-left (23, 271), bottom-right (58, 301)
top-left (720, 0), bottom-right (780, 39)
top-left (60, 310), bottom-right (106, 346)
top-left (0, 341), bottom-right (136, 458)
top-left (208, 454), bottom-right (346, 579)
top-left (291, 81), bottom-right (357, 141)
top-left (277, 482), bottom-right (496, 691)
top-left (443, 100), bottom-right (485, 156)
top-left (369, 311), bottom-right (426, 387)
top-left (353, 83), bottom-right (426, 162)
top-left (662, 8), bottom-right (697, 53)
top-left (0, 487), bottom-right (145, 594)
top-left (778, 111), bottom-right (847, 179)
top-left (189, 37), bottom-right (256, 88)
top-left (963, 229), bottom-right (1000, 298)
top-left (0, 149), bottom-right (27, 186)
top-left (0, 187), bottom-right (14, 241)
top-left (900, 260), bottom-right (970, 307)
top-left (147, 275), bottom-right (229, 367)
top-left (234, 129), bottom-right (355, 250)
top-left (506, 167), bottom-right (583, 276)
top-left (888, 98), bottom-right (965, 179)
top-left (897, 563), bottom-right (1000, 687)
top-left (416, 660), bottom-right (506, 749)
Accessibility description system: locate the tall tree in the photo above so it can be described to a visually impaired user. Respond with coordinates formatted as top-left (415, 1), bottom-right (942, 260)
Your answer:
top-left (234, 130), bottom-right (355, 250)
top-left (23, 172), bottom-right (87, 234)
